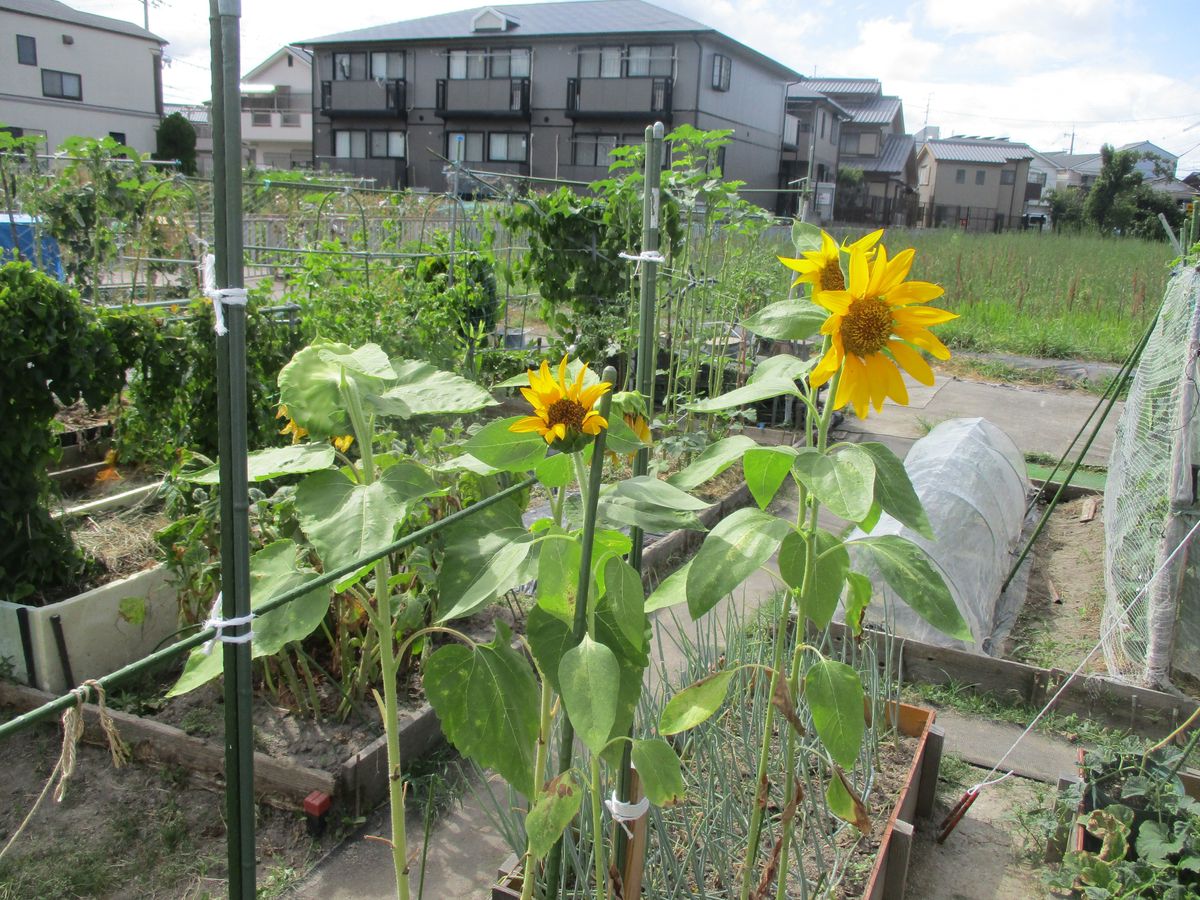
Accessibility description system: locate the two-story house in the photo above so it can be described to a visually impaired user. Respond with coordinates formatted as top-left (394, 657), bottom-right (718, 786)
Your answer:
top-left (299, 0), bottom-right (800, 207)
top-left (916, 136), bottom-right (1033, 231)
top-left (0, 0), bottom-right (165, 154)
top-left (779, 82), bottom-right (849, 219)
top-left (241, 45), bottom-right (314, 171)
top-left (800, 77), bottom-right (916, 225)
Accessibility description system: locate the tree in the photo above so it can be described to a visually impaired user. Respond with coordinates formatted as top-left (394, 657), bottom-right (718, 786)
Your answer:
top-left (1046, 186), bottom-right (1085, 232)
top-left (154, 112), bottom-right (197, 176)
top-left (1084, 144), bottom-right (1143, 234)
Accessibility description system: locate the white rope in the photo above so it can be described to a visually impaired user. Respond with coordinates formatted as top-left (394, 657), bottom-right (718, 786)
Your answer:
top-left (604, 791), bottom-right (650, 839)
top-left (199, 252), bottom-right (248, 336)
top-left (969, 515), bottom-right (1200, 793)
top-left (201, 592), bottom-right (255, 654)
top-left (618, 250), bottom-right (665, 264)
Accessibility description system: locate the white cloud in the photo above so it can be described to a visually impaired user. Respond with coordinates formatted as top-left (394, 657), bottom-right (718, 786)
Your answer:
top-left (833, 16), bottom-right (944, 81)
top-left (921, 0), bottom-right (1112, 36)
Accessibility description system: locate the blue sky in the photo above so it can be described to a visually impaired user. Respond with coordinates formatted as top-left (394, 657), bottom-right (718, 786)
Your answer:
top-left (75, 0), bottom-right (1200, 172)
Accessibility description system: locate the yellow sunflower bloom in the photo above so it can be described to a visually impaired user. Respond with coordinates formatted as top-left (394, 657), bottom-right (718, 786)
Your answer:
top-left (608, 413), bottom-right (652, 465)
top-left (510, 355), bottom-right (611, 452)
top-left (777, 229), bottom-right (883, 293)
top-left (331, 434), bottom-right (354, 453)
top-left (277, 404), bottom-right (308, 444)
top-left (809, 243), bottom-right (956, 420)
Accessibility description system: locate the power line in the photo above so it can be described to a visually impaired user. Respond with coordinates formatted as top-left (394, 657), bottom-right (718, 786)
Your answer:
top-left (928, 107), bottom-right (1200, 127)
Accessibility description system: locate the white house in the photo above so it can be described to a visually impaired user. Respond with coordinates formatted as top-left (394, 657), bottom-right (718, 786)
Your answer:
top-left (0, 0), bottom-right (165, 154)
top-left (241, 45), bottom-right (313, 171)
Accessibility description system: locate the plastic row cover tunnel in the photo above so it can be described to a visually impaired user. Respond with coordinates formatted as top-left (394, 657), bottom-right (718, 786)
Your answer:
top-left (843, 417), bottom-right (1030, 653)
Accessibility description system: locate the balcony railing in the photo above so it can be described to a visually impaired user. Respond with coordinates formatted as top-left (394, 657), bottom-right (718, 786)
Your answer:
top-left (435, 78), bottom-right (530, 119)
top-left (319, 80), bottom-right (406, 118)
top-left (565, 77), bottom-right (672, 120)
top-left (241, 92), bottom-right (312, 112)
top-left (313, 156), bottom-right (406, 188)
top-left (245, 109), bottom-right (308, 129)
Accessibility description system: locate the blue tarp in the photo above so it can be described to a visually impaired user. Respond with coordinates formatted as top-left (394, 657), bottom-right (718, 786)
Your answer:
top-left (0, 214), bottom-right (65, 281)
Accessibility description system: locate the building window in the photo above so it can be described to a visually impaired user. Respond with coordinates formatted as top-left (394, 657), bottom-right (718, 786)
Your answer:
top-left (490, 48), bottom-right (530, 78)
top-left (251, 110), bottom-right (271, 126)
top-left (488, 132), bottom-right (527, 162)
top-left (627, 45), bottom-right (672, 77)
top-left (574, 133), bottom-right (618, 166)
top-left (819, 110), bottom-right (826, 140)
top-left (447, 131), bottom-right (484, 162)
top-left (1000, 169), bottom-right (1016, 185)
top-left (16, 35), bottom-right (36, 66)
top-left (370, 130), bottom-right (405, 158)
top-left (955, 168), bottom-right (966, 184)
top-left (975, 169), bottom-right (986, 185)
top-left (1029, 170), bottom-right (1047, 186)
top-left (334, 129), bottom-right (367, 158)
top-left (108, 132), bottom-right (126, 145)
top-left (448, 49), bottom-right (487, 79)
top-left (918, 165), bottom-right (930, 186)
top-left (578, 45), bottom-right (622, 78)
top-left (711, 54), bottom-right (731, 91)
top-left (371, 51), bottom-right (405, 80)
top-left (280, 112), bottom-right (301, 127)
top-left (334, 52), bottom-right (366, 80)
top-left (41, 69), bottom-right (82, 101)
top-left (840, 133), bottom-right (858, 155)
top-left (287, 54), bottom-right (294, 67)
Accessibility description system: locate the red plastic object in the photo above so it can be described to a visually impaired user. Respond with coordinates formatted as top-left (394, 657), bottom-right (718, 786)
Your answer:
top-left (304, 790), bottom-right (332, 818)
top-left (936, 788), bottom-right (979, 844)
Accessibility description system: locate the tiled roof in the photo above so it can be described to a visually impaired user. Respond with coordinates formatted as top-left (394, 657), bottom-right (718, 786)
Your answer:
top-left (801, 77), bottom-right (881, 96)
top-left (786, 83), bottom-right (853, 119)
top-left (165, 104), bottom-right (210, 125)
top-left (924, 139), bottom-right (1034, 164)
top-left (849, 95), bottom-right (902, 126)
top-left (858, 134), bottom-right (915, 175)
top-left (1, 0), bottom-right (164, 42)
top-left (304, 0), bottom-right (709, 43)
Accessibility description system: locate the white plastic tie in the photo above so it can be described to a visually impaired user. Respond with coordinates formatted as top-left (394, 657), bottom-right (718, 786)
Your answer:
top-left (199, 252), bottom-right (248, 336)
top-left (605, 791), bottom-right (650, 839)
top-left (619, 250), bottom-right (665, 265)
top-left (201, 592), bottom-right (255, 654)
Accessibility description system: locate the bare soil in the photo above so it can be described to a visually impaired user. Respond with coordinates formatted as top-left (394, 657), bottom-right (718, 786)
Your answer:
top-left (1004, 494), bottom-right (1106, 673)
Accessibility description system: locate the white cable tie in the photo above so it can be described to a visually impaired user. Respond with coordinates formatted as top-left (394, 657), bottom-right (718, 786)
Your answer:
top-left (199, 252), bottom-right (248, 336)
top-left (619, 250), bottom-right (665, 264)
top-left (605, 791), bottom-right (650, 839)
top-left (201, 592), bottom-right (255, 654)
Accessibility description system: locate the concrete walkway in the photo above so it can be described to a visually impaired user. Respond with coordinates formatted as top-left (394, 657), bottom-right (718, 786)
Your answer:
top-left (292, 372), bottom-right (1112, 898)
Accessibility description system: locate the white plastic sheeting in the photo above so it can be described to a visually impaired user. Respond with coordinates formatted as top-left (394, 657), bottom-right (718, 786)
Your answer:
top-left (846, 417), bottom-right (1030, 653)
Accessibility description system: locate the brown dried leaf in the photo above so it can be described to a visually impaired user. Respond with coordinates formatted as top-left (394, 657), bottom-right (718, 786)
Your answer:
top-left (771, 674), bottom-right (807, 738)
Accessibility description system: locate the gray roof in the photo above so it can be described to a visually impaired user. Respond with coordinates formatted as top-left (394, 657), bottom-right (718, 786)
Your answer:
top-left (799, 77), bottom-right (881, 97)
top-left (848, 95), bottom-right (902, 127)
top-left (924, 139), bottom-right (1034, 164)
top-left (0, 0), bottom-right (164, 42)
top-left (1120, 140), bottom-right (1176, 160)
top-left (858, 133), bottom-right (914, 175)
top-left (786, 83), bottom-right (853, 119)
top-left (304, 0), bottom-right (708, 44)
top-left (164, 103), bottom-right (210, 125)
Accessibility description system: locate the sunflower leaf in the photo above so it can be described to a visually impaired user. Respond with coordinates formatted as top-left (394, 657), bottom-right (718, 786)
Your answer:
top-left (743, 301), bottom-right (827, 341)
top-left (666, 435), bottom-right (758, 491)
top-left (464, 417), bottom-right (547, 472)
top-left (792, 445), bottom-right (876, 523)
top-left (686, 378), bottom-right (803, 413)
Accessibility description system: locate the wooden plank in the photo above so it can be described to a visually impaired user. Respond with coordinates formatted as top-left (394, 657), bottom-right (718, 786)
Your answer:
top-left (338, 702), bottom-right (444, 816)
top-left (916, 725), bottom-right (945, 820)
top-left (1080, 497), bottom-right (1098, 523)
top-left (882, 819), bottom-right (913, 900)
top-left (0, 681), bottom-right (334, 809)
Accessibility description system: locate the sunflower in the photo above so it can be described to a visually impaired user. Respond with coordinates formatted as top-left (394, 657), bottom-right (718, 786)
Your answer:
top-left (608, 413), bottom-right (652, 465)
top-left (510, 355), bottom-right (611, 452)
top-left (277, 404), bottom-right (308, 444)
top-left (778, 229), bottom-right (883, 294)
top-left (808, 243), bottom-right (956, 419)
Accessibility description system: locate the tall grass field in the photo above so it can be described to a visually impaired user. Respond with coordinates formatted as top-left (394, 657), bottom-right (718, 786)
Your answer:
top-left (875, 230), bottom-right (1170, 362)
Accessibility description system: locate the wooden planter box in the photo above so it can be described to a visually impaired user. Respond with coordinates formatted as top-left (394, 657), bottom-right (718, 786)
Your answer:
top-left (0, 564), bottom-right (179, 693)
top-left (491, 701), bottom-right (943, 899)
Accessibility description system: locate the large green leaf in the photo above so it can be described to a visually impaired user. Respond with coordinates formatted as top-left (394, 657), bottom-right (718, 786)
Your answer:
top-left (826, 765), bottom-right (871, 832)
top-left (851, 535), bottom-right (972, 642)
top-left (527, 605), bottom-right (574, 689)
top-left (597, 477), bottom-right (709, 533)
top-left (792, 445), bottom-right (876, 523)
top-left (749, 354), bottom-right (816, 385)
top-left (805, 658), bottom-right (865, 769)
top-left (436, 527), bottom-right (536, 622)
top-left (743, 446), bottom-right (799, 509)
top-left (659, 669), bottom-right (736, 735)
top-left (631, 739), bottom-right (686, 807)
top-left (536, 531), bottom-right (580, 620)
top-left (190, 443), bottom-right (336, 485)
top-left (534, 452), bottom-right (573, 488)
top-left (791, 220), bottom-right (823, 253)
top-left (666, 435), bottom-right (757, 491)
top-left (168, 540), bottom-right (330, 696)
top-left (857, 442), bottom-right (933, 539)
top-left (559, 635), bottom-right (620, 754)
top-left (685, 508), bottom-right (793, 619)
top-left (526, 773), bottom-right (583, 860)
top-left (606, 414), bottom-right (651, 455)
top-left (606, 476), bottom-right (711, 511)
top-left (777, 528), bottom-right (849, 628)
top-left (686, 378), bottom-right (802, 413)
top-left (743, 301), bottom-right (826, 341)
top-left (644, 558), bottom-right (691, 612)
top-left (295, 463), bottom-right (439, 590)
top-left (370, 360), bottom-right (495, 418)
top-left (464, 417), bottom-right (547, 472)
top-left (278, 340), bottom-right (392, 437)
top-left (602, 556), bottom-right (646, 653)
top-left (424, 621), bottom-right (540, 796)
top-left (844, 572), bottom-right (872, 636)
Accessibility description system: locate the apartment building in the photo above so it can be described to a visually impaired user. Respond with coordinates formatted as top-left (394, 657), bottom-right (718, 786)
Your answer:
top-left (0, 0), bottom-right (165, 154)
top-left (241, 45), bottom-right (314, 171)
top-left (300, 0), bottom-right (800, 205)
top-left (780, 82), bottom-right (849, 219)
top-left (916, 137), bottom-right (1033, 231)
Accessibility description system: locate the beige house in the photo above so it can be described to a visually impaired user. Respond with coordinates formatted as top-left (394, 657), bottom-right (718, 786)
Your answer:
top-left (241, 45), bottom-right (313, 171)
top-left (0, 0), bottom-right (164, 153)
top-left (916, 137), bottom-right (1033, 231)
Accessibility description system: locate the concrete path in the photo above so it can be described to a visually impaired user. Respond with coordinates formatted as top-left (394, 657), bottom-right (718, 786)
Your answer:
top-left (293, 371), bottom-right (1110, 897)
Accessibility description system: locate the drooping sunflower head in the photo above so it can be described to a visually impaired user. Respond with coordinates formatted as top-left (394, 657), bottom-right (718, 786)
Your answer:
top-left (778, 228), bottom-right (883, 294)
top-left (277, 404), bottom-right (308, 444)
top-left (509, 355), bottom-right (611, 452)
top-left (806, 242), bottom-right (957, 420)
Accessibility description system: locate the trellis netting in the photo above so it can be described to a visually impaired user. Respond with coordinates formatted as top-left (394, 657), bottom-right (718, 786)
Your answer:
top-left (1102, 266), bottom-right (1200, 685)
top-left (844, 417), bottom-right (1031, 653)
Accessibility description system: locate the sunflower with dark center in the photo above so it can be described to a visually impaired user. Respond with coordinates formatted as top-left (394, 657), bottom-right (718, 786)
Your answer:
top-left (777, 228), bottom-right (882, 293)
top-left (510, 355), bottom-right (611, 452)
top-left (809, 241), bottom-right (956, 420)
